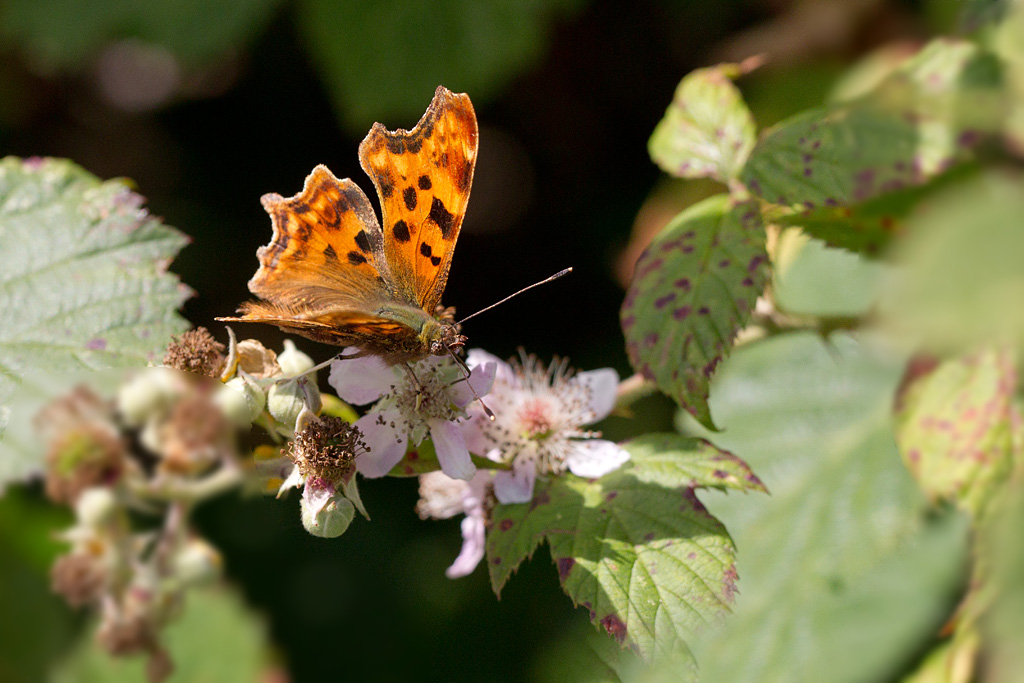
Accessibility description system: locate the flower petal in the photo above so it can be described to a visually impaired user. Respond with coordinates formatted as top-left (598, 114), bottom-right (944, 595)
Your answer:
top-left (566, 439), bottom-right (631, 479)
top-left (494, 458), bottom-right (536, 504)
top-left (327, 351), bottom-right (396, 405)
top-left (302, 478), bottom-right (336, 518)
top-left (448, 360), bottom-right (496, 408)
top-left (429, 418), bottom-right (475, 481)
top-left (354, 409), bottom-right (407, 478)
top-left (575, 368), bottom-right (619, 422)
top-left (468, 348), bottom-right (514, 386)
top-left (446, 507), bottom-right (486, 578)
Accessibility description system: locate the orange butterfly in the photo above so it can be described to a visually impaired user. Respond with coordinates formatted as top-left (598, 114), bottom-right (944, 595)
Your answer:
top-left (218, 86), bottom-right (478, 365)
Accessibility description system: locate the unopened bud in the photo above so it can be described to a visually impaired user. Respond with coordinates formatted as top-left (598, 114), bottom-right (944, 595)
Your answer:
top-left (117, 367), bottom-right (184, 428)
top-left (278, 339), bottom-right (315, 377)
top-left (75, 487), bottom-right (118, 528)
top-left (268, 377), bottom-right (322, 435)
top-left (300, 479), bottom-right (355, 538)
top-left (172, 539), bottom-right (221, 587)
top-left (218, 375), bottom-right (266, 425)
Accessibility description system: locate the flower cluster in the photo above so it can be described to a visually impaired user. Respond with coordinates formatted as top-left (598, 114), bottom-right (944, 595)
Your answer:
top-left (327, 346), bottom-right (629, 578)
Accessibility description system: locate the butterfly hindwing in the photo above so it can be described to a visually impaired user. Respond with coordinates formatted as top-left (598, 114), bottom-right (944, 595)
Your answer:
top-left (359, 85), bottom-right (478, 313)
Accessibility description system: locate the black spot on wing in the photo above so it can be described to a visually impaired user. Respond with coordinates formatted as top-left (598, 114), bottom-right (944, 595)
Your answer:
top-left (393, 220), bottom-right (411, 242)
top-left (418, 175), bottom-right (432, 190)
top-left (386, 138), bottom-right (405, 155)
top-left (323, 244), bottom-right (338, 262)
top-left (403, 186), bottom-right (418, 211)
top-left (291, 201), bottom-right (311, 215)
top-left (406, 136), bottom-right (423, 154)
top-left (355, 230), bottom-right (372, 253)
top-left (419, 242), bottom-right (432, 257)
top-left (428, 197), bottom-right (456, 240)
top-left (379, 177), bottom-right (395, 199)
top-left (347, 251), bottom-right (367, 265)
top-left (430, 255), bottom-right (440, 266)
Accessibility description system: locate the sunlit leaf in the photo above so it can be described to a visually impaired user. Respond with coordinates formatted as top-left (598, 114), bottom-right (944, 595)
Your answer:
top-left (742, 40), bottom-right (1004, 214)
top-left (682, 332), bottom-right (969, 683)
top-left (0, 157), bottom-right (190, 489)
top-left (648, 62), bottom-right (757, 183)
top-left (488, 437), bottom-right (764, 662)
top-left (621, 195), bottom-right (768, 430)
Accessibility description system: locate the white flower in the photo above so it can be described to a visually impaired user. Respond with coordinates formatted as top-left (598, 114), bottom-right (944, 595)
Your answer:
top-left (328, 351), bottom-right (495, 480)
top-left (416, 470), bottom-right (491, 578)
top-left (462, 350), bottom-right (629, 504)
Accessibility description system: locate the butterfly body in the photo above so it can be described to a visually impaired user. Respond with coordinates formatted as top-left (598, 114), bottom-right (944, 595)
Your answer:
top-left (218, 86), bottom-right (477, 365)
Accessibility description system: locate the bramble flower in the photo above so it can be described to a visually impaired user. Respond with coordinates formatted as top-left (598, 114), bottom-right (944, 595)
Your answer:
top-left (328, 351), bottom-right (495, 480)
top-left (416, 470), bottom-right (491, 578)
top-left (462, 350), bottom-right (629, 504)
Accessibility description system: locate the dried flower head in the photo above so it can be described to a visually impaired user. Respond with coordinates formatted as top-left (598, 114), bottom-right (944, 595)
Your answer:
top-left (36, 386), bottom-right (126, 505)
top-left (163, 327), bottom-right (225, 378)
top-left (287, 416), bottom-right (365, 486)
top-left (236, 339), bottom-right (282, 379)
top-left (51, 551), bottom-right (109, 607)
top-left (158, 392), bottom-right (234, 475)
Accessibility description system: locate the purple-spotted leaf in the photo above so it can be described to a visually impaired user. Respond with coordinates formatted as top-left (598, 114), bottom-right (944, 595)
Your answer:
top-left (488, 440), bottom-right (755, 661)
top-left (894, 348), bottom-right (1018, 519)
top-left (621, 433), bottom-right (766, 494)
top-left (621, 194), bottom-right (768, 430)
top-left (649, 62), bottom-right (757, 183)
top-left (741, 39), bottom-right (1004, 212)
top-left (0, 157), bottom-right (190, 488)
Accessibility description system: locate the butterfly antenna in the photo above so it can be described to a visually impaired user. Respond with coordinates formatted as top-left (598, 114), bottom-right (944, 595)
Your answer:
top-left (445, 344), bottom-right (495, 421)
top-left (456, 268), bottom-right (573, 326)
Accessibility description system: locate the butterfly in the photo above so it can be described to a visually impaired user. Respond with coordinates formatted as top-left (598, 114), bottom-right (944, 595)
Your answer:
top-left (218, 86), bottom-right (478, 365)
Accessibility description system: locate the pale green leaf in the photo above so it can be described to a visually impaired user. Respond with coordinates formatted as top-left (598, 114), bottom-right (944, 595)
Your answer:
top-left (878, 170), bottom-right (1024, 354)
top-left (0, 157), bottom-right (190, 488)
top-left (621, 195), bottom-right (768, 430)
top-left (648, 63), bottom-right (756, 183)
top-left (681, 332), bottom-right (970, 683)
top-left (894, 348), bottom-right (1017, 519)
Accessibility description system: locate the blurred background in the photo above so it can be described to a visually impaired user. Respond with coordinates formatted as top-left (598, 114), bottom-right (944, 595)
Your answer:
top-left (0, 0), bottom-right (972, 680)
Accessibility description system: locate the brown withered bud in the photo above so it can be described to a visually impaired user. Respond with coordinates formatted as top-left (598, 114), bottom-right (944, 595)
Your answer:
top-left (163, 327), bottom-right (225, 378)
top-left (97, 605), bottom-right (158, 658)
top-left (235, 339), bottom-right (281, 379)
top-left (51, 552), bottom-right (108, 607)
top-left (159, 392), bottom-right (234, 475)
top-left (36, 387), bottom-right (126, 505)
top-left (287, 417), bottom-right (364, 485)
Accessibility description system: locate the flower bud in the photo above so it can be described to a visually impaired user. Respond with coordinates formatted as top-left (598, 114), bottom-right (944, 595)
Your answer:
top-left (278, 339), bottom-right (315, 377)
top-left (217, 375), bottom-right (266, 425)
top-left (268, 377), bottom-right (321, 435)
top-left (75, 487), bottom-right (118, 528)
top-left (117, 367), bottom-right (184, 428)
top-left (172, 539), bottom-right (221, 587)
top-left (300, 479), bottom-right (355, 538)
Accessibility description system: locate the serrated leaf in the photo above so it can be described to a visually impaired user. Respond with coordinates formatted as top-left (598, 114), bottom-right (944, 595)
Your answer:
top-left (0, 0), bottom-right (281, 70)
top-left (488, 439), bottom-right (760, 661)
top-left (894, 349), bottom-right (1017, 519)
top-left (295, 0), bottom-right (587, 132)
top-left (621, 195), bottom-right (768, 430)
top-left (51, 587), bottom-right (272, 682)
top-left (648, 63), bottom-right (756, 183)
top-left (621, 433), bottom-right (766, 493)
top-left (681, 332), bottom-right (970, 683)
top-left (878, 170), bottom-right (1024, 355)
top-left (0, 157), bottom-right (190, 488)
top-left (742, 39), bottom-right (1004, 214)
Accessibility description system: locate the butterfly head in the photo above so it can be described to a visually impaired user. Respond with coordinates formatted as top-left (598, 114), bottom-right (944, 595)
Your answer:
top-left (429, 322), bottom-right (467, 357)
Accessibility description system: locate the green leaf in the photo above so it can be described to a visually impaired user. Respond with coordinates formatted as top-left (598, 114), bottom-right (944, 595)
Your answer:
top-left (878, 170), bottom-right (1024, 355)
top-left (621, 195), bottom-right (768, 430)
top-left (0, 158), bottom-right (190, 486)
top-left (894, 349), bottom-right (1018, 519)
top-left (741, 39), bottom-right (1004, 213)
top-left (648, 62), bottom-right (757, 183)
top-left (680, 332), bottom-right (970, 683)
top-left (0, 0), bottom-right (281, 70)
top-left (488, 439), bottom-right (763, 661)
top-left (296, 0), bottom-right (587, 132)
top-left (51, 587), bottom-right (272, 682)
top-left (771, 235), bottom-right (882, 317)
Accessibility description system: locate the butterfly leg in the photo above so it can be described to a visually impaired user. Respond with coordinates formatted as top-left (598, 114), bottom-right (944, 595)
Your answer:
top-left (442, 345), bottom-right (495, 421)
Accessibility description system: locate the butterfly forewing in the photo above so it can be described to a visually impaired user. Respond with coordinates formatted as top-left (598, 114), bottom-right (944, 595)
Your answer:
top-left (359, 86), bottom-right (478, 313)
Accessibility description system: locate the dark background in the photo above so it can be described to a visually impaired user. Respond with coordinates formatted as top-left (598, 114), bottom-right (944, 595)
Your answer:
top-left (0, 0), bottom-right (945, 680)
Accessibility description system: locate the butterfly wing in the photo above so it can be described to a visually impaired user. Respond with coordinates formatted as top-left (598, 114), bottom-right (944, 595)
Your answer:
top-left (358, 85), bottom-right (478, 313)
top-left (219, 165), bottom-right (420, 349)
